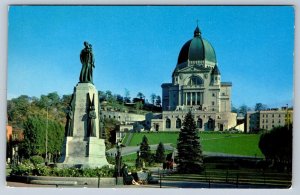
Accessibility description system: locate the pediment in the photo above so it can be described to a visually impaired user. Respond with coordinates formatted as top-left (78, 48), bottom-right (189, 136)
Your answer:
top-left (177, 64), bottom-right (210, 73)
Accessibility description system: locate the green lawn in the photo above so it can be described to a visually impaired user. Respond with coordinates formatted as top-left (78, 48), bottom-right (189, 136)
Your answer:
top-left (126, 132), bottom-right (263, 157)
top-left (128, 132), bottom-right (179, 146)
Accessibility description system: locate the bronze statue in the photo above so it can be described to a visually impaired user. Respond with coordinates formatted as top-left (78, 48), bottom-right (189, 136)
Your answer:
top-left (87, 93), bottom-right (97, 137)
top-left (79, 41), bottom-right (95, 83)
top-left (65, 105), bottom-right (73, 136)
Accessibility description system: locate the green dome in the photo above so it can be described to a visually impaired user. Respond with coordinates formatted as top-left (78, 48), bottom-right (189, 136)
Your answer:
top-left (177, 26), bottom-right (217, 67)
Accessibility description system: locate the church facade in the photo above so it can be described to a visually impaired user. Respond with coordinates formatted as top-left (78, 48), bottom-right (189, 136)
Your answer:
top-left (151, 26), bottom-right (237, 131)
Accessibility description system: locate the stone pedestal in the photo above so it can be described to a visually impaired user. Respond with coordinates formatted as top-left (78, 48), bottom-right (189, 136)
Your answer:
top-left (58, 83), bottom-right (110, 168)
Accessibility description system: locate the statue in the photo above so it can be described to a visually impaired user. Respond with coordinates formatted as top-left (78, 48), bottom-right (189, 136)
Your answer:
top-left (80, 41), bottom-right (95, 83)
top-left (87, 93), bottom-right (97, 137)
top-left (65, 104), bottom-right (73, 136)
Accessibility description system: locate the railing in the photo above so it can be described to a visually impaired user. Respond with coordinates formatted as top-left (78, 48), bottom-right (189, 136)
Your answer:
top-left (155, 169), bottom-right (291, 188)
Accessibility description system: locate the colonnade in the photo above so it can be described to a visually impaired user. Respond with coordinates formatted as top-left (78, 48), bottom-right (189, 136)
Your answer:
top-left (183, 92), bottom-right (203, 105)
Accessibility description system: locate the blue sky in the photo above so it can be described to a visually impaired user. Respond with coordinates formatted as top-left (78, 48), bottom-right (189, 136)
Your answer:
top-left (8, 5), bottom-right (294, 109)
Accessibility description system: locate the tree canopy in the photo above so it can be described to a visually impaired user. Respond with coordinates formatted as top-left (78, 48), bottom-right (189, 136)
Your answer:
top-left (20, 115), bottom-right (64, 160)
top-left (254, 103), bottom-right (268, 111)
top-left (259, 124), bottom-right (292, 171)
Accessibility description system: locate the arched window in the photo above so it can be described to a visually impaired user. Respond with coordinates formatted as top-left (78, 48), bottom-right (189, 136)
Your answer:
top-left (166, 118), bottom-right (171, 129)
top-left (208, 118), bottom-right (215, 130)
top-left (188, 76), bottom-right (203, 86)
top-left (176, 118), bottom-right (182, 129)
top-left (197, 118), bottom-right (203, 128)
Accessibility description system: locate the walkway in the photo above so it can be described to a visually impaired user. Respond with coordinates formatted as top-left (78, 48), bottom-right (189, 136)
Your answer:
top-left (107, 144), bottom-right (259, 159)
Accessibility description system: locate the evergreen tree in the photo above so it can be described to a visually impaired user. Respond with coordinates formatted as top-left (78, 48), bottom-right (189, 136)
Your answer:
top-left (155, 142), bottom-right (165, 163)
top-left (139, 135), bottom-right (151, 164)
top-left (177, 111), bottom-right (204, 173)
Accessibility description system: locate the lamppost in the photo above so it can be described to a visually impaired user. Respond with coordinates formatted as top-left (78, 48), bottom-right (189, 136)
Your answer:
top-left (115, 140), bottom-right (123, 177)
top-left (11, 144), bottom-right (19, 166)
top-left (45, 106), bottom-right (49, 165)
top-left (136, 150), bottom-right (141, 168)
top-left (15, 145), bottom-right (19, 165)
top-left (45, 103), bottom-right (51, 165)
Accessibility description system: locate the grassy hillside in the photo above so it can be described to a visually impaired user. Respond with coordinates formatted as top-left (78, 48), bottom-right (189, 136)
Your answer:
top-left (126, 132), bottom-right (263, 157)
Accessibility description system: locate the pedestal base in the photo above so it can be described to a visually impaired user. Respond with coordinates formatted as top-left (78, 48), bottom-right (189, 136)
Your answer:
top-left (57, 83), bottom-right (110, 169)
top-left (58, 137), bottom-right (110, 168)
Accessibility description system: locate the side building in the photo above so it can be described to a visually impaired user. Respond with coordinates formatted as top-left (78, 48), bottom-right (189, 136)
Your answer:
top-left (100, 110), bottom-right (146, 142)
top-left (245, 107), bottom-right (293, 132)
top-left (151, 25), bottom-right (237, 131)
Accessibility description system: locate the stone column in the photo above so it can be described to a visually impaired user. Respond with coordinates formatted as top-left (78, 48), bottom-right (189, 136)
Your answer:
top-left (200, 92), bottom-right (203, 105)
top-left (179, 90), bottom-right (181, 106)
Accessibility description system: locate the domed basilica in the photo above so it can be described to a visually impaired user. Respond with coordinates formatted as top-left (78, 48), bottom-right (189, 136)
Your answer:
top-left (151, 26), bottom-right (237, 131)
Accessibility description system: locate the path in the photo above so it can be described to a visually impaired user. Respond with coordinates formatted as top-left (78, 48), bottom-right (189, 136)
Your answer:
top-left (124, 132), bottom-right (134, 146)
top-left (106, 143), bottom-right (175, 157)
top-left (107, 144), bottom-right (259, 159)
top-left (6, 179), bottom-right (277, 188)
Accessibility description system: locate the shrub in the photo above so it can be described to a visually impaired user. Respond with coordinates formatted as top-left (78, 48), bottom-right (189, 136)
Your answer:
top-left (30, 155), bottom-right (44, 166)
top-left (32, 165), bottom-right (51, 176)
top-left (10, 164), bottom-right (115, 177)
top-left (10, 164), bottom-right (34, 176)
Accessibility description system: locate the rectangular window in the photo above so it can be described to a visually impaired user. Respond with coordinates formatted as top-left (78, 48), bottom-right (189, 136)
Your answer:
top-left (212, 101), bottom-right (215, 106)
top-left (197, 92), bottom-right (201, 105)
top-left (192, 92), bottom-right (196, 105)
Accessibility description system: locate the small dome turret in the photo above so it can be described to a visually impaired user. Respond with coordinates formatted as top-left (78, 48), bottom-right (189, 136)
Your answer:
top-left (212, 65), bottom-right (221, 75)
